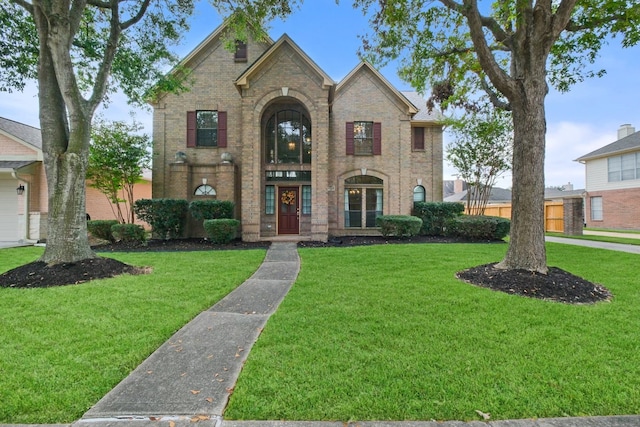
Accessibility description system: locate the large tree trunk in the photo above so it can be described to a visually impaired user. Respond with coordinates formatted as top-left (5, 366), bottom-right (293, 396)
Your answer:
top-left (35, 8), bottom-right (96, 265)
top-left (496, 80), bottom-right (548, 274)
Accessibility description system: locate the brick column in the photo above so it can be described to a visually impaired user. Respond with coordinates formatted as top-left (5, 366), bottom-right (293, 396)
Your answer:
top-left (563, 197), bottom-right (584, 236)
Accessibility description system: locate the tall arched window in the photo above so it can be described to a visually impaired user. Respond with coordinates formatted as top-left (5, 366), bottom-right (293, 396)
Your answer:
top-left (413, 185), bottom-right (426, 203)
top-left (265, 109), bottom-right (312, 164)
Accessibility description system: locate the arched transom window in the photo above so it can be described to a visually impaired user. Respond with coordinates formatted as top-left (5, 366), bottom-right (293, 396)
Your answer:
top-left (194, 184), bottom-right (216, 196)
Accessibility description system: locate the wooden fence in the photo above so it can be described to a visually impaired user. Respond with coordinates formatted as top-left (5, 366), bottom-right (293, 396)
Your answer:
top-left (466, 201), bottom-right (564, 232)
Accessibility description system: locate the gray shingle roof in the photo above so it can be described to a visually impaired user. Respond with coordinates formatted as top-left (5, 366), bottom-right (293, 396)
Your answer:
top-left (401, 92), bottom-right (445, 122)
top-left (0, 160), bottom-right (37, 171)
top-left (575, 130), bottom-right (640, 161)
top-left (0, 117), bottom-right (42, 150)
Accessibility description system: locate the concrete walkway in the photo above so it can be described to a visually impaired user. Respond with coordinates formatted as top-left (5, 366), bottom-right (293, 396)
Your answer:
top-left (545, 236), bottom-right (640, 254)
top-left (4, 241), bottom-right (640, 427)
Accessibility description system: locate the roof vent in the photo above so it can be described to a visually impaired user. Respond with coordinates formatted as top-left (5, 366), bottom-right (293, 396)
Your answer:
top-left (618, 124), bottom-right (635, 140)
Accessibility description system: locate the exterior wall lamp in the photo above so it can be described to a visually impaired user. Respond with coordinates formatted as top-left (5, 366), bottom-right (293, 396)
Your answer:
top-left (16, 184), bottom-right (25, 195)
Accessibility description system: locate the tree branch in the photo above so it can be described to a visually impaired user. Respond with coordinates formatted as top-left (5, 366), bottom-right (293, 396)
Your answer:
top-left (88, 0), bottom-right (121, 109)
top-left (9, 0), bottom-right (33, 13)
top-left (551, 0), bottom-right (578, 40)
top-left (120, 0), bottom-right (151, 30)
top-left (479, 76), bottom-right (511, 111)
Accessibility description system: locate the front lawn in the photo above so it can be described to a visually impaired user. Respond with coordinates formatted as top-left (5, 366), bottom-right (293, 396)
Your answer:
top-left (225, 243), bottom-right (640, 422)
top-left (0, 247), bottom-right (266, 424)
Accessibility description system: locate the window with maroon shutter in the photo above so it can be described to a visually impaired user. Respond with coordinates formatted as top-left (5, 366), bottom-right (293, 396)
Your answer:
top-left (218, 111), bottom-right (227, 148)
top-left (373, 122), bottom-right (381, 155)
top-left (346, 122), bottom-right (354, 155)
top-left (187, 111), bottom-right (197, 147)
top-left (413, 127), bottom-right (425, 151)
top-left (187, 111), bottom-right (225, 147)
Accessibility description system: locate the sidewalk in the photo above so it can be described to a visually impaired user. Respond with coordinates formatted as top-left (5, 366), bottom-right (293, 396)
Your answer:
top-left (5, 242), bottom-right (640, 427)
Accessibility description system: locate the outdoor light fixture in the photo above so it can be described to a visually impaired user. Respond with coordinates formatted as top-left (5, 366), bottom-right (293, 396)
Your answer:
top-left (16, 184), bottom-right (25, 195)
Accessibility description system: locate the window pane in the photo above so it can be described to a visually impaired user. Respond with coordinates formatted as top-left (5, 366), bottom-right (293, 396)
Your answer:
top-left (591, 196), bottom-right (603, 221)
top-left (354, 121), bottom-right (373, 155)
top-left (265, 186), bottom-right (275, 215)
top-left (622, 153), bottom-right (636, 180)
top-left (366, 188), bottom-right (382, 227)
top-left (196, 111), bottom-right (218, 146)
top-left (302, 185), bottom-right (311, 214)
top-left (266, 116), bottom-right (276, 163)
top-left (413, 185), bottom-right (426, 202)
top-left (344, 189), bottom-right (362, 228)
top-left (608, 156), bottom-right (621, 182)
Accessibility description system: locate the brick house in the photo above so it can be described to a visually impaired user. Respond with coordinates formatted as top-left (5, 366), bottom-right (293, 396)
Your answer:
top-left (576, 124), bottom-right (640, 230)
top-left (0, 116), bottom-right (151, 243)
top-left (150, 25), bottom-right (443, 241)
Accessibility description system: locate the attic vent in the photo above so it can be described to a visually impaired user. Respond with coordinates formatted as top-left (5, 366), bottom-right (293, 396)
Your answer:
top-left (234, 40), bottom-right (247, 62)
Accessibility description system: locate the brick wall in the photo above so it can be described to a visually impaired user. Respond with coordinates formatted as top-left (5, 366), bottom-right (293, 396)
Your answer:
top-left (585, 188), bottom-right (640, 230)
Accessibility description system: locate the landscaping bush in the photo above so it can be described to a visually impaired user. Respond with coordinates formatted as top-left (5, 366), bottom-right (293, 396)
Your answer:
top-left (111, 223), bottom-right (146, 243)
top-left (87, 220), bottom-right (119, 242)
top-left (133, 198), bottom-right (189, 239)
top-left (444, 215), bottom-right (511, 240)
top-left (189, 200), bottom-right (234, 221)
top-left (203, 219), bottom-right (240, 244)
top-left (376, 215), bottom-right (423, 238)
top-left (413, 202), bottom-right (465, 236)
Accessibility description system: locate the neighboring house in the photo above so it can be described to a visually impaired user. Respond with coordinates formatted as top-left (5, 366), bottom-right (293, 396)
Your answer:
top-left (576, 124), bottom-right (640, 230)
top-left (0, 116), bottom-right (151, 243)
top-left (150, 24), bottom-right (444, 241)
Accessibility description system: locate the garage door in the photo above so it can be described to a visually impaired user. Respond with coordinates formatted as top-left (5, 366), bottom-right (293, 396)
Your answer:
top-left (0, 176), bottom-right (20, 241)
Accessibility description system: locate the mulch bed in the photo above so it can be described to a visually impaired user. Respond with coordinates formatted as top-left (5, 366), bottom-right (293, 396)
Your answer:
top-left (0, 236), bottom-right (613, 304)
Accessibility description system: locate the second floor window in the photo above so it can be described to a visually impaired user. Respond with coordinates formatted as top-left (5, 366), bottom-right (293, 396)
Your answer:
top-left (354, 121), bottom-right (373, 155)
top-left (197, 111), bottom-right (218, 147)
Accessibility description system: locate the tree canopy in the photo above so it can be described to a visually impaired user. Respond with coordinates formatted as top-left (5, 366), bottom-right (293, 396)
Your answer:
top-left (0, 0), bottom-right (194, 264)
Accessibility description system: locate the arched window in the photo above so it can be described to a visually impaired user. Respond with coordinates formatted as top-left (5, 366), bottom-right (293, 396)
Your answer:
top-left (194, 184), bottom-right (216, 196)
top-left (344, 175), bottom-right (383, 228)
top-left (413, 185), bottom-right (426, 203)
top-left (265, 109), bottom-right (312, 164)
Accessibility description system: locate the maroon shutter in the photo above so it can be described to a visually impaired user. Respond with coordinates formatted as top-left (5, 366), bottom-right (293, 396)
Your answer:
top-left (346, 122), bottom-right (354, 155)
top-left (187, 111), bottom-right (196, 147)
top-left (218, 111), bottom-right (227, 148)
top-left (373, 122), bottom-right (382, 155)
top-left (414, 127), bottom-right (425, 150)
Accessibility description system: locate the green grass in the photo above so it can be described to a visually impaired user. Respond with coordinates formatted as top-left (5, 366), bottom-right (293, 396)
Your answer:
top-left (547, 232), bottom-right (640, 246)
top-left (225, 243), bottom-right (640, 422)
top-left (0, 247), bottom-right (266, 424)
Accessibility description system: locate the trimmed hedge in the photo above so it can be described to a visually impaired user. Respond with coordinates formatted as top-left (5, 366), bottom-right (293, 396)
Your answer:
top-left (133, 199), bottom-right (189, 239)
top-left (87, 220), bottom-right (119, 242)
top-left (444, 215), bottom-right (511, 240)
top-left (376, 215), bottom-right (423, 238)
top-left (111, 223), bottom-right (146, 243)
top-left (203, 219), bottom-right (240, 244)
top-left (413, 202), bottom-right (465, 236)
top-left (189, 200), bottom-right (234, 221)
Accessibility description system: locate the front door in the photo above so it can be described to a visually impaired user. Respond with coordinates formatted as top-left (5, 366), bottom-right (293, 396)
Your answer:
top-left (278, 187), bottom-right (299, 234)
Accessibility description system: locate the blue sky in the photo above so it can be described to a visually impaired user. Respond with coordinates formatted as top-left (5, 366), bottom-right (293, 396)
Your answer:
top-left (2, 1), bottom-right (639, 189)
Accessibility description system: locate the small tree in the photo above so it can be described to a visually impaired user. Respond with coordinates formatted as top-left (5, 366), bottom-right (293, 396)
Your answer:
top-left (87, 119), bottom-right (151, 224)
top-left (446, 108), bottom-right (513, 215)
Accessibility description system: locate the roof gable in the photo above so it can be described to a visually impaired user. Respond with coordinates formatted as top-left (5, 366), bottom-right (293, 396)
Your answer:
top-left (235, 34), bottom-right (334, 90)
top-left (336, 62), bottom-right (418, 115)
top-left (576, 130), bottom-right (640, 162)
top-left (0, 117), bottom-right (42, 153)
top-left (179, 20), bottom-right (274, 70)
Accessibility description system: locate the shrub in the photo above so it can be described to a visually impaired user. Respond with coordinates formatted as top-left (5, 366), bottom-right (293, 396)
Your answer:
top-left (376, 215), bottom-right (423, 238)
top-left (444, 215), bottom-right (511, 240)
top-left (87, 220), bottom-right (119, 242)
top-left (189, 200), bottom-right (234, 221)
top-left (203, 219), bottom-right (240, 244)
top-left (413, 202), bottom-right (465, 236)
top-left (133, 199), bottom-right (189, 239)
top-left (111, 223), bottom-right (146, 243)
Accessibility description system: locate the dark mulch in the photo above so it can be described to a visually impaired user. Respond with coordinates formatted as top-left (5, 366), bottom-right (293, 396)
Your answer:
top-left (0, 257), bottom-right (149, 289)
top-left (0, 236), bottom-right (612, 305)
top-left (457, 263), bottom-right (612, 304)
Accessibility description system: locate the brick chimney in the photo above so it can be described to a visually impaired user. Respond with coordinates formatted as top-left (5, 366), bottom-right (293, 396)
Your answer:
top-left (454, 179), bottom-right (465, 193)
top-left (618, 124), bottom-right (636, 140)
